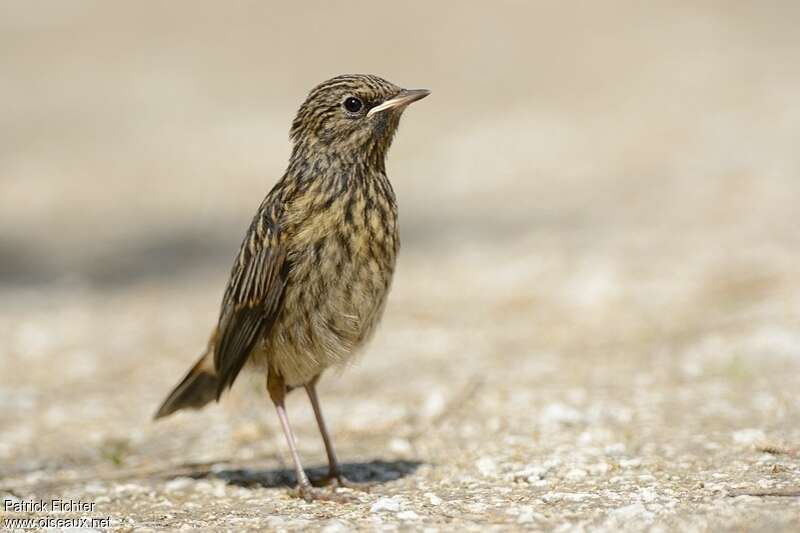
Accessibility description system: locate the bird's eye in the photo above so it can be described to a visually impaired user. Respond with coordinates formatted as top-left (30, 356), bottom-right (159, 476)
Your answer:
top-left (344, 96), bottom-right (363, 113)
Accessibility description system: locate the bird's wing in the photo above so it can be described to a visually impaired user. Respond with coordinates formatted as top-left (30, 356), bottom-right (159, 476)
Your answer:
top-left (213, 206), bottom-right (289, 399)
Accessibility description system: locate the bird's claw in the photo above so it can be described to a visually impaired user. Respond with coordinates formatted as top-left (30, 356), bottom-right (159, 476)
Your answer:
top-left (313, 473), bottom-right (372, 492)
top-left (292, 484), bottom-right (357, 503)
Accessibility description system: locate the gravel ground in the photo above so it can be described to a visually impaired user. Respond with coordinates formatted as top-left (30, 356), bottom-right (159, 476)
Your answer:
top-left (2, 2), bottom-right (800, 531)
top-left (2, 233), bottom-right (799, 531)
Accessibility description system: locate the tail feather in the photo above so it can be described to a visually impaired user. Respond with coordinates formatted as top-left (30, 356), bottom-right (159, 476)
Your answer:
top-left (154, 352), bottom-right (219, 420)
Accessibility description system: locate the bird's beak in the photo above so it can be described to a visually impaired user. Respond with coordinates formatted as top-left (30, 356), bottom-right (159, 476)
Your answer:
top-left (367, 88), bottom-right (431, 117)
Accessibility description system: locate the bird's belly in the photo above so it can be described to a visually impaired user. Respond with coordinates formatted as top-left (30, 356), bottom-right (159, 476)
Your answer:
top-left (255, 229), bottom-right (397, 387)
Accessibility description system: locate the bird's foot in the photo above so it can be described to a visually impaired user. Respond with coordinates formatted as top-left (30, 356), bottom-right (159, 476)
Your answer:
top-left (291, 484), bottom-right (357, 503)
top-left (314, 472), bottom-right (372, 492)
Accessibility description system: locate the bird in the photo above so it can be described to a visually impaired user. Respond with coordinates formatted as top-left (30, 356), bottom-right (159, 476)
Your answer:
top-left (154, 74), bottom-right (429, 501)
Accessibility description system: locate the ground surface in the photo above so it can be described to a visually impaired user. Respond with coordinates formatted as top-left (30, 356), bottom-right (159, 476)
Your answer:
top-left (2, 2), bottom-right (800, 531)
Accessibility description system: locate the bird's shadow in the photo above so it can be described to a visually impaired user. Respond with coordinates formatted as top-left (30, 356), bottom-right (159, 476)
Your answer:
top-left (186, 459), bottom-right (422, 489)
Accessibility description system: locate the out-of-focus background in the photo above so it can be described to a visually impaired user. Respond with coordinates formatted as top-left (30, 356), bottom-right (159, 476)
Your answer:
top-left (1, 2), bottom-right (799, 530)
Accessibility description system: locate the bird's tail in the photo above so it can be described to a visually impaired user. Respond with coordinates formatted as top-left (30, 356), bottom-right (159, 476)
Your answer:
top-left (154, 340), bottom-right (219, 420)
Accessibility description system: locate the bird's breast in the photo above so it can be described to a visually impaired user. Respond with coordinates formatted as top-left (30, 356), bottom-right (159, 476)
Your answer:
top-left (261, 175), bottom-right (399, 385)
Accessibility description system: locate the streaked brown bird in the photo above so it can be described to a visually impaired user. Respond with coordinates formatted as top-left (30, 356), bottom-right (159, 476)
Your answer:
top-left (154, 74), bottom-right (429, 501)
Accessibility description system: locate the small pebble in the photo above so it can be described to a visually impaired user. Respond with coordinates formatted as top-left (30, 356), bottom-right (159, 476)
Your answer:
top-left (517, 509), bottom-right (535, 524)
top-left (605, 443), bottom-right (626, 456)
top-left (540, 403), bottom-right (583, 426)
top-left (476, 457), bottom-right (498, 476)
top-left (371, 497), bottom-right (402, 513)
top-left (165, 477), bottom-right (194, 492)
top-left (322, 520), bottom-right (350, 533)
top-left (389, 438), bottom-right (412, 455)
top-left (733, 429), bottom-right (766, 446)
top-left (565, 468), bottom-right (587, 481)
top-left (397, 510), bottom-right (419, 521)
top-left (610, 503), bottom-right (653, 522)
top-left (425, 493), bottom-right (442, 506)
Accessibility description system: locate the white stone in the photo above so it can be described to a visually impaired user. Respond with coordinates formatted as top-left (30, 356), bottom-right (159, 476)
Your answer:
top-left (733, 428), bottom-right (766, 446)
top-left (466, 502), bottom-right (486, 513)
top-left (542, 492), bottom-right (588, 504)
top-left (113, 483), bottom-right (147, 494)
top-left (322, 520), bottom-right (350, 533)
top-left (476, 456), bottom-right (498, 476)
top-left (517, 508), bottom-right (535, 524)
top-left (577, 431), bottom-right (594, 445)
top-left (610, 503), bottom-right (654, 522)
top-left (542, 457), bottom-right (563, 470)
top-left (564, 492), bottom-right (592, 503)
top-left (565, 468), bottom-right (588, 481)
top-left (422, 390), bottom-right (446, 419)
top-left (605, 443), bottom-right (626, 456)
top-left (389, 438), bottom-right (413, 455)
top-left (397, 510), bottom-right (420, 521)
top-left (370, 497), bottom-right (402, 513)
top-left (619, 458), bottom-right (642, 468)
top-left (512, 465), bottom-right (548, 482)
top-left (164, 477), bottom-right (194, 492)
top-left (84, 482), bottom-right (107, 494)
top-left (638, 488), bottom-right (658, 502)
top-left (542, 492), bottom-right (564, 503)
top-left (425, 493), bottom-right (442, 506)
top-left (540, 403), bottom-right (583, 426)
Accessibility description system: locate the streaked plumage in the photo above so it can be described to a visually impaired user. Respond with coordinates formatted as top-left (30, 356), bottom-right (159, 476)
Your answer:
top-left (155, 74), bottom-right (429, 501)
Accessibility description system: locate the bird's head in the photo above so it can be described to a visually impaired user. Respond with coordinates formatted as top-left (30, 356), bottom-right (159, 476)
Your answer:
top-left (290, 74), bottom-right (429, 161)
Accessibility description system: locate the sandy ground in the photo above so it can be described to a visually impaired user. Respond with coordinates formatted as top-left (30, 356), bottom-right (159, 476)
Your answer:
top-left (2, 2), bottom-right (800, 531)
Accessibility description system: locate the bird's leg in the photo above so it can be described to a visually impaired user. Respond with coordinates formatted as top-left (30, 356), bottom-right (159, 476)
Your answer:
top-left (305, 375), bottom-right (370, 491)
top-left (305, 376), bottom-right (341, 480)
top-left (268, 371), bottom-right (350, 502)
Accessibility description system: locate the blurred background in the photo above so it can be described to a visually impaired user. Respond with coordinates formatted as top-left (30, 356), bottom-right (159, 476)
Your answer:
top-left (1, 1), bottom-right (799, 528)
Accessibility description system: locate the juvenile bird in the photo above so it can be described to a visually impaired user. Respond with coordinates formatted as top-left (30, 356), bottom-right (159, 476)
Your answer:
top-left (154, 74), bottom-right (429, 501)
